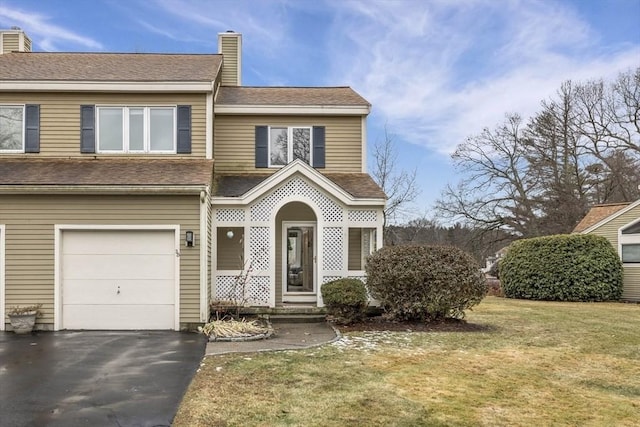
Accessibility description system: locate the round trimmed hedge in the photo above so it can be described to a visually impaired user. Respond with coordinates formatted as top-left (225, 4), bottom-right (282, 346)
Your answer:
top-left (499, 234), bottom-right (623, 301)
top-left (365, 245), bottom-right (487, 322)
top-left (321, 278), bottom-right (368, 324)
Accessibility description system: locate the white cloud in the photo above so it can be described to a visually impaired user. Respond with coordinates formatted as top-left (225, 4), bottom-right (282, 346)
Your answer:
top-left (323, 0), bottom-right (640, 154)
top-left (0, 6), bottom-right (102, 51)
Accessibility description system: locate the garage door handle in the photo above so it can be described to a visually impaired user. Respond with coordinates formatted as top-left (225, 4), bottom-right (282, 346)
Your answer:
top-left (117, 286), bottom-right (120, 295)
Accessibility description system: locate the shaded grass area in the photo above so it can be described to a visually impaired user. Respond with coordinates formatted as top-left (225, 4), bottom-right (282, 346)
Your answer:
top-left (174, 298), bottom-right (640, 426)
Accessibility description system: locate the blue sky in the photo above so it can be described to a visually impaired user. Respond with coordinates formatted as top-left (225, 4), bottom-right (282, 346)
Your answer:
top-left (1, 0), bottom-right (639, 222)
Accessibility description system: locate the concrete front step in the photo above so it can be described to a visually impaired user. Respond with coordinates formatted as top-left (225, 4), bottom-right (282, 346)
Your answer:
top-left (266, 314), bottom-right (327, 324)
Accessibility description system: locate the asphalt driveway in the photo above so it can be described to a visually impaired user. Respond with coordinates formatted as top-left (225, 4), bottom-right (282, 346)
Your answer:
top-left (0, 331), bottom-right (206, 427)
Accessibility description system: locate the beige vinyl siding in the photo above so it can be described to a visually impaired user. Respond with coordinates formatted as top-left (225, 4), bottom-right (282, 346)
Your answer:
top-left (216, 227), bottom-right (244, 270)
top-left (275, 202), bottom-right (317, 306)
top-left (348, 228), bottom-right (362, 270)
top-left (622, 266), bottom-right (640, 301)
top-left (214, 115), bottom-right (363, 173)
top-left (588, 204), bottom-right (640, 247)
top-left (220, 36), bottom-right (239, 86)
top-left (1, 194), bottom-right (202, 328)
top-left (0, 93), bottom-right (207, 158)
top-left (2, 32), bottom-right (19, 53)
top-left (587, 203), bottom-right (640, 301)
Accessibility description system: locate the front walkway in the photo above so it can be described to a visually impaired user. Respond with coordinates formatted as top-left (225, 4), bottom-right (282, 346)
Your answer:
top-left (205, 322), bottom-right (338, 355)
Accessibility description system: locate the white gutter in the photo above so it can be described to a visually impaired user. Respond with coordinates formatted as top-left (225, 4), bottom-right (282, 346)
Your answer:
top-left (0, 185), bottom-right (208, 194)
top-left (0, 81), bottom-right (214, 92)
top-left (214, 104), bottom-right (371, 115)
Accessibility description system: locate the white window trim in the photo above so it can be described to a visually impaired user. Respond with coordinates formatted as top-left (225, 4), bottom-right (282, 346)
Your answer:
top-left (0, 104), bottom-right (25, 153)
top-left (96, 106), bottom-right (177, 154)
top-left (268, 125), bottom-right (313, 168)
top-left (618, 217), bottom-right (640, 265)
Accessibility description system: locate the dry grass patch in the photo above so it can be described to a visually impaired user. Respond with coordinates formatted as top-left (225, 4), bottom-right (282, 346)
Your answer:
top-left (174, 298), bottom-right (640, 426)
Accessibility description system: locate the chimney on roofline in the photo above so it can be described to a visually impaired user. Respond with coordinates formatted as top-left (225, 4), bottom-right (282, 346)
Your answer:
top-left (0, 27), bottom-right (31, 54)
top-left (218, 31), bottom-right (242, 86)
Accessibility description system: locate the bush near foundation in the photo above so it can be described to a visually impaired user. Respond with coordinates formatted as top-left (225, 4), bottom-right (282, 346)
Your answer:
top-left (499, 234), bottom-right (623, 301)
top-left (365, 245), bottom-right (487, 322)
top-left (321, 278), bottom-right (368, 324)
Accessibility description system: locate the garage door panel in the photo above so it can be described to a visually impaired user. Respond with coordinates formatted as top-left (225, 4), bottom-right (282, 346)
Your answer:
top-left (61, 230), bottom-right (178, 330)
top-left (63, 231), bottom-right (174, 255)
top-left (63, 254), bottom-right (175, 280)
top-left (63, 279), bottom-right (175, 305)
top-left (63, 305), bottom-right (175, 330)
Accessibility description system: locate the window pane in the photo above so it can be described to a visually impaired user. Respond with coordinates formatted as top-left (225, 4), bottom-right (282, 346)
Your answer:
top-left (149, 108), bottom-right (174, 151)
top-left (292, 127), bottom-right (310, 164)
top-left (98, 108), bottom-right (123, 151)
top-left (622, 244), bottom-right (640, 263)
top-left (622, 221), bottom-right (640, 234)
top-left (129, 108), bottom-right (144, 151)
top-left (0, 106), bottom-right (23, 150)
top-left (270, 127), bottom-right (288, 166)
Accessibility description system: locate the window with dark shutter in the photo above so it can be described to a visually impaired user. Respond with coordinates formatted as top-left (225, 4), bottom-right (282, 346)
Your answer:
top-left (255, 125), bottom-right (268, 168)
top-left (24, 104), bottom-right (40, 153)
top-left (80, 105), bottom-right (96, 153)
top-left (176, 105), bottom-right (191, 154)
top-left (312, 126), bottom-right (325, 168)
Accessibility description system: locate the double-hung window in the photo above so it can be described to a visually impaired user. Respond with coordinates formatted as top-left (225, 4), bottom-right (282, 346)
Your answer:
top-left (0, 105), bottom-right (24, 152)
top-left (97, 106), bottom-right (176, 153)
top-left (269, 126), bottom-right (312, 167)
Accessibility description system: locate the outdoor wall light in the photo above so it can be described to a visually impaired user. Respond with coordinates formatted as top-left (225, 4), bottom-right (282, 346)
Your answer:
top-left (185, 230), bottom-right (194, 247)
top-left (226, 230), bottom-right (234, 239)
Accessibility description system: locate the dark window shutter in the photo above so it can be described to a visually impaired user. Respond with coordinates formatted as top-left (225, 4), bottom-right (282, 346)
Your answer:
top-left (255, 126), bottom-right (268, 168)
top-left (80, 105), bottom-right (96, 153)
top-left (312, 126), bottom-right (325, 168)
top-left (24, 104), bottom-right (40, 153)
top-left (176, 105), bottom-right (192, 154)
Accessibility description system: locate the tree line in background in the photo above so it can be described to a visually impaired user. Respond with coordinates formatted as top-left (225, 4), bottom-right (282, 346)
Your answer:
top-left (437, 67), bottom-right (640, 239)
top-left (374, 68), bottom-right (639, 261)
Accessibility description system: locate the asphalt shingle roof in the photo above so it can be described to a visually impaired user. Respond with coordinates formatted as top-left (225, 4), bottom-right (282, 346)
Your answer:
top-left (0, 52), bottom-right (221, 82)
top-left (216, 86), bottom-right (370, 106)
top-left (573, 202), bottom-right (631, 233)
top-left (214, 173), bottom-right (385, 199)
top-left (0, 159), bottom-right (214, 187)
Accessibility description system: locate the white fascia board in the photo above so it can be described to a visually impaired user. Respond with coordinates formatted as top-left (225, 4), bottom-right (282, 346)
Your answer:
top-left (210, 160), bottom-right (385, 207)
top-left (214, 104), bottom-right (371, 116)
top-left (0, 185), bottom-right (208, 194)
top-left (0, 81), bottom-right (215, 93)
top-left (581, 198), bottom-right (640, 234)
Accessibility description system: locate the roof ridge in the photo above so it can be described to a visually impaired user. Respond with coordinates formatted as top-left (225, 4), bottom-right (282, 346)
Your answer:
top-left (15, 51), bottom-right (221, 56)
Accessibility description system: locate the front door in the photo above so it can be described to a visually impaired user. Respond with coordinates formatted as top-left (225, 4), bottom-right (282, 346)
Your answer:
top-left (282, 222), bottom-right (316, 303)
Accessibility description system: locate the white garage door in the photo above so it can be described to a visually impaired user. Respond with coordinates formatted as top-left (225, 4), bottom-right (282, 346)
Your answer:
top-left (61, 230), bottom-right (176, 330)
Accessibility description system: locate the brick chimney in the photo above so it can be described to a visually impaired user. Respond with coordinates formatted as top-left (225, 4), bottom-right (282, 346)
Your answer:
top-left (1, 27), bottom-right (31, 54)
top-left (218, 31), bottom-right (242, 86)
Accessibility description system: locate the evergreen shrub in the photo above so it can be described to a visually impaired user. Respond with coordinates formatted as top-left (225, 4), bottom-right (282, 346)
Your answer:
top-left (365, 245), bottom-right (487, 321)
top-left (499, 234), bottom-right (623, 301)
top-left (321, 278), bottom-right (368, 324)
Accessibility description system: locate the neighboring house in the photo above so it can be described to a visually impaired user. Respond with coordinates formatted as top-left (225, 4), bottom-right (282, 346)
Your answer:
top-left (573, 200), bottom-right (640, 301)
top-left (0, 29), bottom-right (385, 331)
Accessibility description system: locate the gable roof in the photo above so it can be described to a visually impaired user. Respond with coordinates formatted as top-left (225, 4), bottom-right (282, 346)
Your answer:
top-left (213, 160), bottom-right (385, 205)
top-left (216, 86), bottom-right (370, 107)
top-left (573, 202), bottom-right (633, 233)
top-left (0, 52), bottom-right (221, 82)
top-left (214, 172), bottom-right (385, 199)
top-left (0, 159), bottom-right (213, 191)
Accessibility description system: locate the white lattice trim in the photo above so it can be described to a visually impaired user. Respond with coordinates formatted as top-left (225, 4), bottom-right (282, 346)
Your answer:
top-left (322, 227), bottom-right (343, 270)
top-left (250, 177), bottom-right (343, 222)
top-left (348, 210), bottom-right (377, 223)
top-left (322, 276), bottom-right (343, 285)
top-left (215, 275), bottom-right (270, 305)
top-left (215, 208), bottom-right (245, 222)
top-left (249, 227), bottom-right (270, 271)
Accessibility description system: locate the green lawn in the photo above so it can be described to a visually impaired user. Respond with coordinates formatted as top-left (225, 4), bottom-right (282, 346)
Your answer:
top-left (174, 297), bottom-right (640, 426)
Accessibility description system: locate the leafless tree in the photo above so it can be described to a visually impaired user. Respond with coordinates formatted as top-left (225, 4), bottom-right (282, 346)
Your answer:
top-left (437, 69), bottom-right (640, 238)
top-left (371, 127), bottom-right (419, 242)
